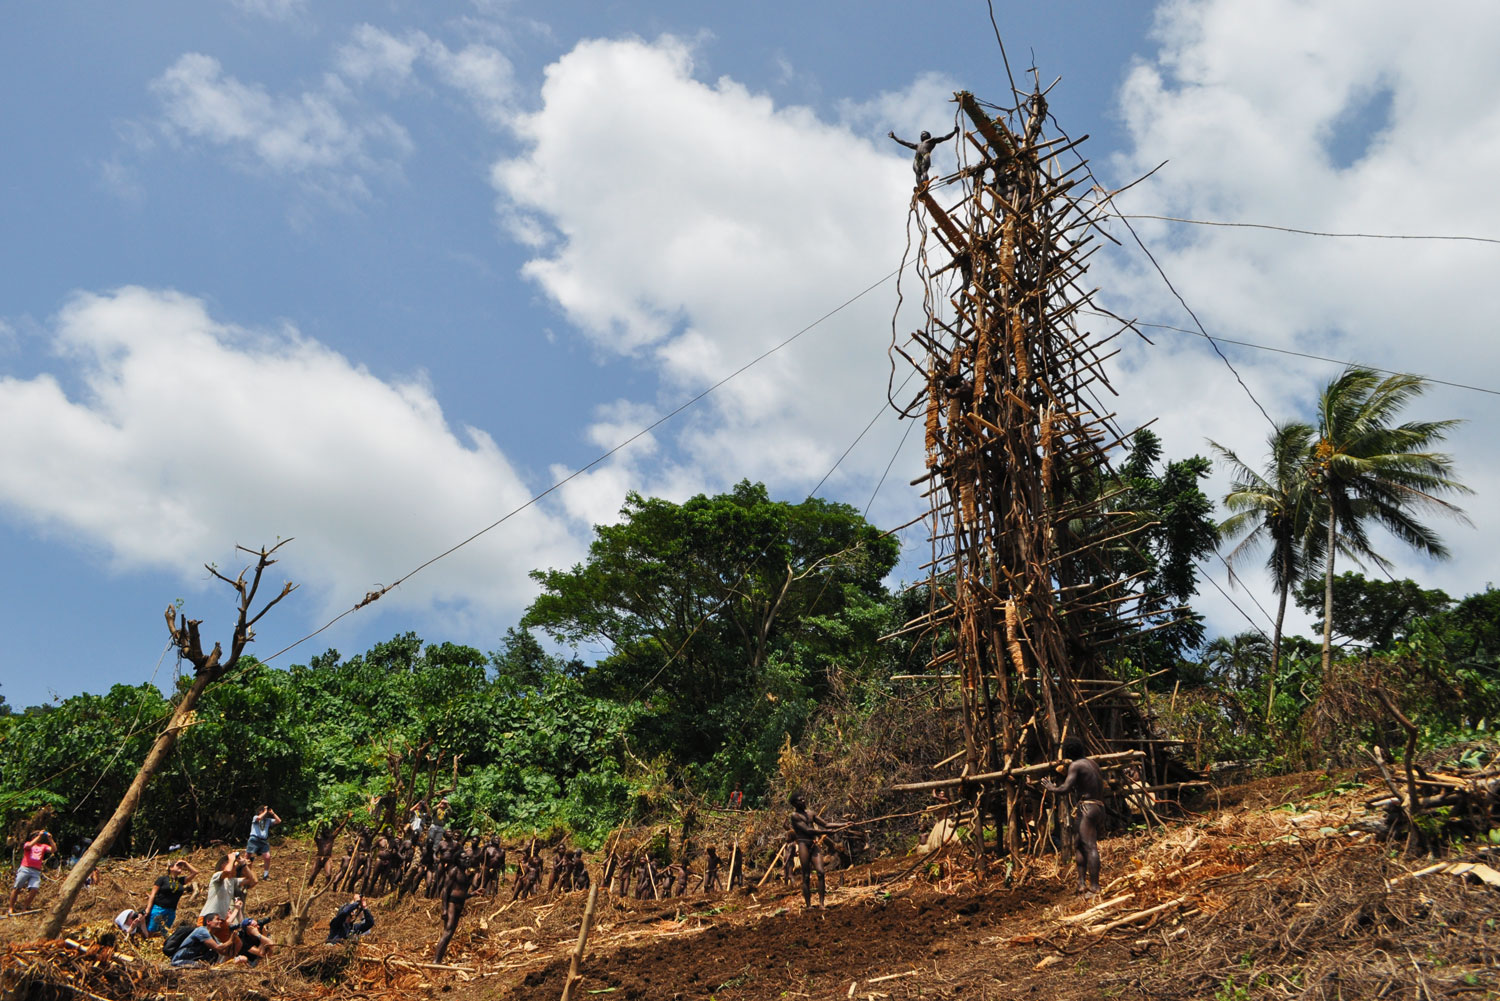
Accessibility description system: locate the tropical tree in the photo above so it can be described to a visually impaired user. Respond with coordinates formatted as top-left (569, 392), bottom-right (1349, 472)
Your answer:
top-left (1091, 429), bottom-right (1220, 671)
top-left (1201, 631), bottom-right (1273, 692)
top-left (1211, 420), bottom-right (1319, 719)
top-left (523, 480), bottom-right (899, 791)
top-left (1309, 368), bottom-right (1469, 681)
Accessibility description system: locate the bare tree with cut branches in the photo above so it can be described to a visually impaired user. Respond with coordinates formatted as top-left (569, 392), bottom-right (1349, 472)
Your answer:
top-left (39, 541), bottom-right (296, 939)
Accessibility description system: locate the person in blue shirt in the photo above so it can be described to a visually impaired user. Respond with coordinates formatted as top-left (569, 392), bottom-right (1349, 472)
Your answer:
top-left (245, 805), bottom-right (281, 880)
top-left (171, 913), bottom-right (244, 967)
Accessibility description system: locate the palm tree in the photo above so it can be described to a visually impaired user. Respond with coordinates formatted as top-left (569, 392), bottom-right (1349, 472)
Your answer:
top-left (1310, 368), bottom-right (1470, 682)
top-left (1210, 421), bottom-right (1320, 720)
top-left (1201, 631), bottom-right (1273, 691)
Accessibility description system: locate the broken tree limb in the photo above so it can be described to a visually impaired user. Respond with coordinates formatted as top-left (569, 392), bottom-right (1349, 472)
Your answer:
top-left (891, 750), bottom-right (1144, 792)
top-left (1085, 895), bottom-right (1187, 935)
top-left (559, 882), bottom-right (600, 1001)
top-left (1058, 892), bottom-right (1134, 925)
top-left (757, 843), bottom-right (788, 888)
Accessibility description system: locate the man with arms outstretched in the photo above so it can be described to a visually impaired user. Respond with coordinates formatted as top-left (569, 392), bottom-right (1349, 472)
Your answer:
top-left (887, 127), bottom-right (959, 185)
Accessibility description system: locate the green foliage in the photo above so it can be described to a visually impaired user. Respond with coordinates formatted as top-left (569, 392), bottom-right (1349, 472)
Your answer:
top-left (1092, 429), bottom-right (1221, 671)
top-left (1294, 572), bottom-right (1452, 652)
top-left (524, 480), bottom-right (899, 797)
top-left (0, 683), bottom-right (168, 851)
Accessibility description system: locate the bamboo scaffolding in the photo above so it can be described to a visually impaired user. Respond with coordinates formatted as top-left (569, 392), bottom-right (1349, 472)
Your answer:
top-left (885, 85), bottom-right (1196, 858)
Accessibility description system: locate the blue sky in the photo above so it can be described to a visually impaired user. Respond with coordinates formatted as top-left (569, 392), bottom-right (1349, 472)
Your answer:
top-left (4, 1), bottom-right (1498, 709)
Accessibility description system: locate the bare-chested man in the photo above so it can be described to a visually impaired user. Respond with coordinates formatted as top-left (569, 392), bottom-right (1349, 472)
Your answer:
top-left (702, 847), bottom-right (721, 893)
top-left (887, 127), bottom-right (959, 186)
top-left (668, 856), bottom-right (689, 897)
top-left (727, 846), bottom-right (743, 890)
top-left (569, 850), bottom-right (589, 892)
top-left (1042, 738), bottom-right (1106, 897)
top-left (788, 793), bottom-right (846, 909)
top-left (634, 854), bottom-right (656, 900)
top-left (307, 814), bottom-right (350, 887)
top-left (479, 838), bottom-right (506, 895)
top-left (433, 848), bottom-right (480, 964)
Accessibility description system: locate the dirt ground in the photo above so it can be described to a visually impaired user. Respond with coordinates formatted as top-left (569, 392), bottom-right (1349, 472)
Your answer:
top-left (4, 771), bottom-right (1499, 1000)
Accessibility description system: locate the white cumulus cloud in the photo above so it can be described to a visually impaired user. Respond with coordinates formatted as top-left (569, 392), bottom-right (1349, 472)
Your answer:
top-left (151, 52), bottom-right (413, 196)
top-left (1095, 0), bottom-right (1500, 633)
top-left (0, 287), bottom-right (580, 628)
top-left (493, 36), bottom-right (937, 538)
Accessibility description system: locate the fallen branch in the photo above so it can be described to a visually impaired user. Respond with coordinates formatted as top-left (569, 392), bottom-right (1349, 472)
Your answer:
top-left (1085, 895), bottom-right (1187, 935)
top-left (1058, 892), bottom-right (1133, 925)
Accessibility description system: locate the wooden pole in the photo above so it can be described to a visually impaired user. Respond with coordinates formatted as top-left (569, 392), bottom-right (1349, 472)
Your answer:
top-left (559, 882), bottom-right (600, 1001)
top-left (890, 749), bottom-right (1144, 792)
top-left (756, 843), bottom-right (788, 888)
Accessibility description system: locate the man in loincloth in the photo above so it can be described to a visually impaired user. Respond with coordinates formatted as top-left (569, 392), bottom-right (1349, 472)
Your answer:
top-left (788, 792), bottom-right (847, 909)
top-left (1042, 738), bottom-right (1106, 897)
top-left (433, 847), bottom-right (480, 964)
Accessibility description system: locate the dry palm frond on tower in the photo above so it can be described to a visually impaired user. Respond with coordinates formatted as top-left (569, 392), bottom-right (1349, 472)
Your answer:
top-left (886, 88), bottom-right (1197, 857)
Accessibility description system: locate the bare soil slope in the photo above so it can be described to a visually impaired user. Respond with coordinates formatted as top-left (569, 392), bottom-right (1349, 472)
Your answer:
top-left (4, 773), bottom-right (1498, 1000)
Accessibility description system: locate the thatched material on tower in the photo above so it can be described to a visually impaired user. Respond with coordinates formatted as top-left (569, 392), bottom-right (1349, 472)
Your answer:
top-left (887, 88), bottom-right (1191, 857)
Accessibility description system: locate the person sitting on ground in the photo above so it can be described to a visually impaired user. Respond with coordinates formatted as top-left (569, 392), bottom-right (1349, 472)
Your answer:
top-left (236, 917), bottom-right (274, 964)
top-left (114, 908), bottom-right (146, 939)
top-left (326, 893), bottom-right (375, 943)
top-left (171, 912), bottom-right (246, 968)
top-left (143, 858), bottom-right (199, 936)
top-left (1042, 737), bottom-right (1107, 898)
top-left (8, 830), bottom-right (56, 914)
top-left (245, 805), bottom-right (281, 880)
top-left (200, 851), bottom-right (257, 924)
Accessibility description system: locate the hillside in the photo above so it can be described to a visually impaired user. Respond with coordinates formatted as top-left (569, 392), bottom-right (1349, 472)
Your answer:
top-left (3, 772), bottom-right (1498, 1001)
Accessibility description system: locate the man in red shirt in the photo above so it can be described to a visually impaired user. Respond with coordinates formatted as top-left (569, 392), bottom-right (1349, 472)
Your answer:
top-left (9, 830), bottom-right (56, 914)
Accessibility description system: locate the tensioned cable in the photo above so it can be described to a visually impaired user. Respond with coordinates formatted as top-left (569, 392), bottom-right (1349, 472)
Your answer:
top-left (1195, 560), bottom-right (1274, 642)
top-left (1082, 309), bottom-right (1500, 399)
top-left (1035, 115), bottom-right (1279, 432)
top-left (1101, 213), bottom-right (1500, 247)
top-left (72, 641), bottom-right (174, 814)
top-left (259, 263), bottom-right (907, 665)
top-left (1107, 211), bottom-right (1277, 431)
top-left (811, 368), bottom-right (918, 500)
top-left (5, 266), bottom-right (917, 812)
top-left (9, 354), bottom-right (925, 818)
